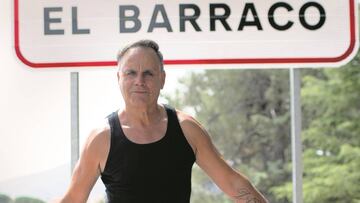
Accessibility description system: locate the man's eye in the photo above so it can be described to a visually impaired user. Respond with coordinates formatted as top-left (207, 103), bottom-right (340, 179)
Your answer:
top-left (144, 71), bottom-right (153, 76)
top-left (125, 71), bottom-right (136, 76)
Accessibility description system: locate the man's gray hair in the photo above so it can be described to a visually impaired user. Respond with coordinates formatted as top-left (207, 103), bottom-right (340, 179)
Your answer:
top-left (117, 39), bottom-right (164, 71)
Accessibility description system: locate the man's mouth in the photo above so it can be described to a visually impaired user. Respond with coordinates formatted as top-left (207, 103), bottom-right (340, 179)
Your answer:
top-left (132, 90), bottom-right (147, 93)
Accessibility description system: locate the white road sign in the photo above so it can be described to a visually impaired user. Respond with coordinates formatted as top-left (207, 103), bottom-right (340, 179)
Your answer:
top-left (15, 0), bottom-right (358, 68)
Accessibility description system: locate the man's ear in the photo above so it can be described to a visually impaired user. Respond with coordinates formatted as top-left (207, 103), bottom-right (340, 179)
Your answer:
top-left (161, 71), bottom-right (166, 89)
top-left (117, 71), bottom-right (121, 80)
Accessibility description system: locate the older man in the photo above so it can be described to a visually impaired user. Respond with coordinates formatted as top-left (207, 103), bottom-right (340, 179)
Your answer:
top-left (59, 40), bottom-right (268, 203)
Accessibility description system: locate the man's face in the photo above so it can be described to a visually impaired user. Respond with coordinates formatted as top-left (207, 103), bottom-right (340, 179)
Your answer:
top-left (117, 47), bottom-right (165, 108)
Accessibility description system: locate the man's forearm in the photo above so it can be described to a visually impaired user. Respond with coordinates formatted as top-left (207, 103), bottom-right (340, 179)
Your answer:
top-left (233, 187), bottom-right (268, 203)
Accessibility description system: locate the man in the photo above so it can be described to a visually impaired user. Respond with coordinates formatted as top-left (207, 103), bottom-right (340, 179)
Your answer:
top-left (59, 40), bottom-right (268, 203)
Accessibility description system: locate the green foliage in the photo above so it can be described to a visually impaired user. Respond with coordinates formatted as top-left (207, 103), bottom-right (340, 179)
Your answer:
top-left (0, 194), bottom-right (47, 203)
top-left (303, 145), bottom-right (360, 202)
top-left (273, 52), bottom-right (360, 202)
top-left (13, 197), bottom-right (45, 203)
top-left (0, 194), bottom-right (13, 203)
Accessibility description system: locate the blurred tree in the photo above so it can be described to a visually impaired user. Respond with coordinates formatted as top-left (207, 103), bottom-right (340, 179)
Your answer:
top-left (13, 196), bottom-right (45, 203)
top-left (0, 194), bottom-right (13, 203)
top-left (273, 52), bottom-right (360, 202)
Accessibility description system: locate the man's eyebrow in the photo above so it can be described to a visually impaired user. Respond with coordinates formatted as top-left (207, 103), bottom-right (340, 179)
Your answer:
top-left (121, 67), bottom-right (135, 72)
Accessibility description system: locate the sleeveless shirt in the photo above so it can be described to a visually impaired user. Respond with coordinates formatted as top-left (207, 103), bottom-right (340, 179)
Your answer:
top-left (101, 105), bottom-right (196, 203)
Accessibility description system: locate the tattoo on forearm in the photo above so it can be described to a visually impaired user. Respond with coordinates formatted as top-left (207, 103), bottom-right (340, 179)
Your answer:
top-left (234, 189), bottom-right (262, 203)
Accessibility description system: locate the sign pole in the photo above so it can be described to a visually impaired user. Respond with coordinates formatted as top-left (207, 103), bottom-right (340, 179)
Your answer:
top-left (290, 68), bottom-right (303, 203)
top-left (70, 72), bottom-right (80, 173)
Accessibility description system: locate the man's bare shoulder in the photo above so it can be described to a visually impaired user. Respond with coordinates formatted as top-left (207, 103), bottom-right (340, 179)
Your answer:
top-left (176, 110), bottom-right (205, 132)
top-left (175, 110), bottom-right (211, 153)
top-left (79, 119), bottom-right (111, 173)
top-left (90, 119), bottom-right (110, 136)
top-left (176, 110), bottom-right (195, 124)
top-left (83, 119), bottom-right (110, 152)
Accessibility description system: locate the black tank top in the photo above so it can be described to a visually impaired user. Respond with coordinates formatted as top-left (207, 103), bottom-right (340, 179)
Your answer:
top-left (101, 105), bottom-right (196, 203)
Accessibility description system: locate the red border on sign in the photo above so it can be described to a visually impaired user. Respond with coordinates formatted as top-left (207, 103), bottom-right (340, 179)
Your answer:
top-left (14, 0), bottom-right (357, 68)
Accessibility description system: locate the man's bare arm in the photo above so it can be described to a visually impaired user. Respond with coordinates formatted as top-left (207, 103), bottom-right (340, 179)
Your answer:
top-left (58, 127), bottom-right (110, 203)
top-left (233, 188), bottom-right (265, 203)
top-left (178, 111), bottom-right (268, 203)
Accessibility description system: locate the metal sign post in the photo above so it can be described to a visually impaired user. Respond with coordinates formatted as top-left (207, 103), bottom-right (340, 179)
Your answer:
top-left (290, 68), bottom-right (303, 203)
top-left (70, 72), bottom-right (80, 172)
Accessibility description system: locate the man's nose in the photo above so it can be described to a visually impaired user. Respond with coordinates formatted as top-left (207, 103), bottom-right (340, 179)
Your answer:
top-left (135, 74), bottom-right (145, 85)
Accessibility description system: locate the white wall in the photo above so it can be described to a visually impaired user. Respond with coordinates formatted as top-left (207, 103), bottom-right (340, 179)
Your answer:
top-left (0, 0), bottom-right (71, 181)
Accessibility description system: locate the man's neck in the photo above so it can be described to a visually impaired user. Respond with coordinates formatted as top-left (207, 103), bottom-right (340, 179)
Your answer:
top-left (121, 104), bottom-right (163, 127)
